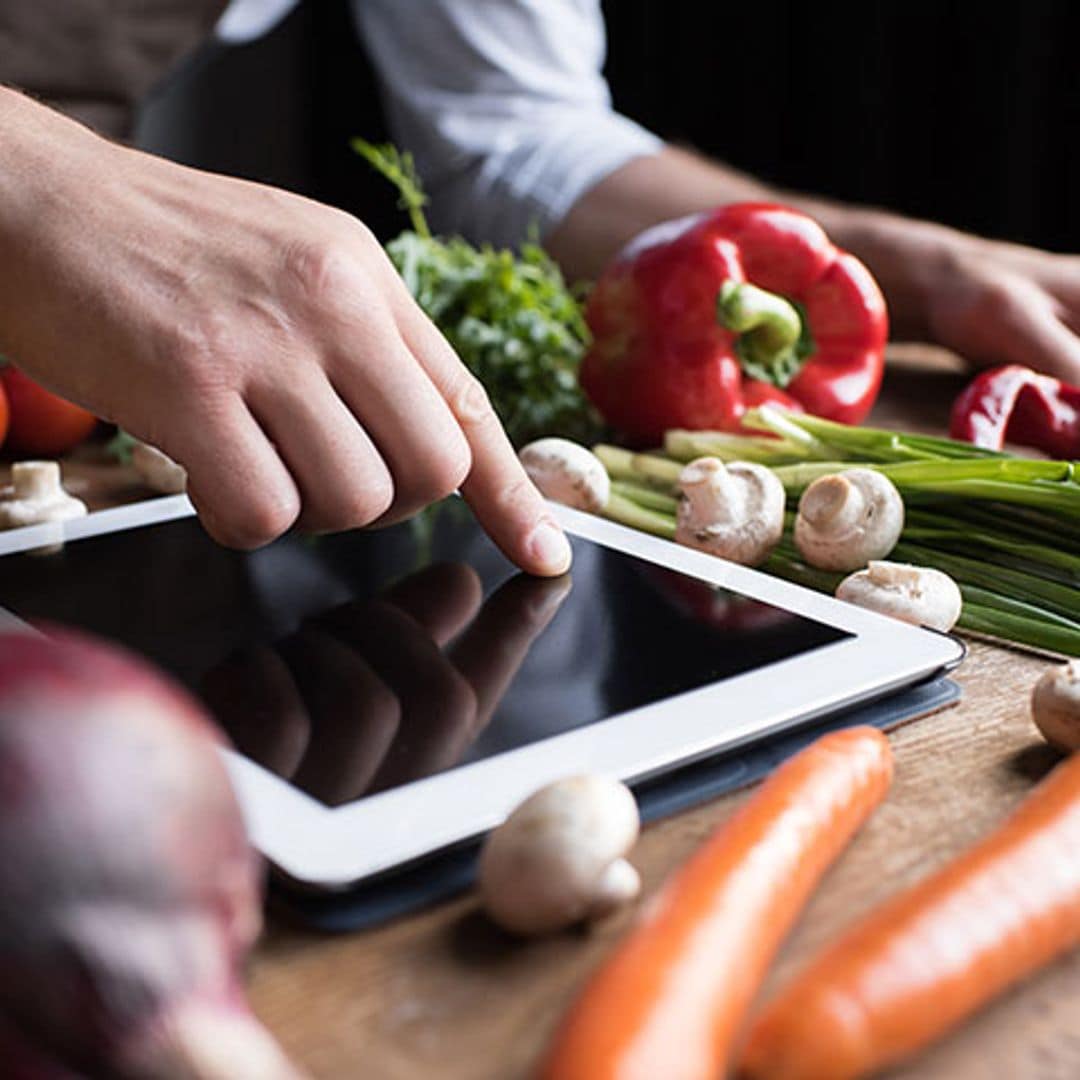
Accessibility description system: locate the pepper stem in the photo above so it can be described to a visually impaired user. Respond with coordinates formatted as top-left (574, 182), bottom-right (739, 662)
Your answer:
top-left (717, 281), bottom-right (809, 389)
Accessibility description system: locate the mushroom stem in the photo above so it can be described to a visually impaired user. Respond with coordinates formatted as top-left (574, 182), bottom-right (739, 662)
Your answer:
top-left (12, 461), bottom-right (63, 500)
top-left (590, 859), bottom-right (642, 920)
top-left (0, 459), bottom-right (89, 531)
top-left (675, 458), bottom-right (785, 566)
top-left (680, 458), bottom-right (744, 523)
top-left (799, 474), bottom-right (865, 532)
top-left (794, 468), bottom-right (905, 572)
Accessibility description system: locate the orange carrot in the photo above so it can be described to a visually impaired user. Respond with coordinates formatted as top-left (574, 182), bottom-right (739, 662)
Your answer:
top-left (537, 726), bottom-right (893, 1080)
top-left (739, 749), bottom-right (1080, 1080)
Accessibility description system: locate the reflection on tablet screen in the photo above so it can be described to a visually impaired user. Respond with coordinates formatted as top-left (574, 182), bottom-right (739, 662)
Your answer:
top-left (0, 501), bottom-right (850, 807)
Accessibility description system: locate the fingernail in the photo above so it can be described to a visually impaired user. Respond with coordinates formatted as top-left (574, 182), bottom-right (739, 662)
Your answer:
top-left (528, 520), bottom-right (572, 575)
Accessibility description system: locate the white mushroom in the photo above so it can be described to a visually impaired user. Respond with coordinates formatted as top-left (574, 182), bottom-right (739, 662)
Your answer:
top-left (478, 775), bottom-right (640, 936)
top-left (519, 438), bottom-right (610, 513)
top-left (0, 461), bottom-right (88, 529)
top-left (835, 561), bottom-right (962, 632)
top-left (131, 440), bottom-right (188, 494)
top-left (674, 457), bottom-right (785, 566)
top-left (1031, 660), bottom-right (1080, 753)
top-left (794, 468), bottom-right (904, 572)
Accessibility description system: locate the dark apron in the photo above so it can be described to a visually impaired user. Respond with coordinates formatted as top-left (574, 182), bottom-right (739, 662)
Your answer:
top-left (0, 0), bottom-right (228, 140)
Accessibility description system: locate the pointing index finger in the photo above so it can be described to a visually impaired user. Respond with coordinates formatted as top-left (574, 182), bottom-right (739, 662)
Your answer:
top-left (451, 372), bottom-right (573, 577)
top-left (397, 300), bottom-right (572, 577)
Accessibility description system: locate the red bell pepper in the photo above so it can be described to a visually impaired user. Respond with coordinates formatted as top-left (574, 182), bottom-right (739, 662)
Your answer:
top-left (949, 364), bottom-right (1080, 458)
top-left (580, 203), bottom-right (888, 444)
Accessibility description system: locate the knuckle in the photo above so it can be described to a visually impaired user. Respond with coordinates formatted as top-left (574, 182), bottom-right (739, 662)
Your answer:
top-left (450, 372), bottom-right (496, 430)
top-left (429, 666), bottom-right (477, 723)
top-left (311, 473), bottom-right (395, 533)
top-left (161, 317), bottom-right (239, 396)
top-left (283, 238), bottom-right (363, 314)
top-left (979, 278), bottom-right (1019, 312)
top-left (425, 441), bottom-right (472, 501)
top-left (385, 441), bottom-right (471, 522)
top-left (364, 472), bottom-right (396, 521)
top-left (492, 472), bottom-right (536, 515)
top-left (215, 494), bottom-right (299, 551)
top-left (975, 274), bottom-right (1039, 324)
top-left (359, 672), bottom-right (400, 725)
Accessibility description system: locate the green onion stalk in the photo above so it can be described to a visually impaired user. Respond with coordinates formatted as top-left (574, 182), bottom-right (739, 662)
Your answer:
top-left (594, 407), bottom-right (1080, 657)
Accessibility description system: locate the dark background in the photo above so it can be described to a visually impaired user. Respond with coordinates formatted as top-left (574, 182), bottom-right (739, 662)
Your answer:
top-left (137, 1), bottom-right (1080, 255)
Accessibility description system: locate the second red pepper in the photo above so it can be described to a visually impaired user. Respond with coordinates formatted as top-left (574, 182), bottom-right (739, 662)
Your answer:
top-left (949, 364), bottom-right (1080, 458)
top-left (580, 202), bottom-right (888, 444)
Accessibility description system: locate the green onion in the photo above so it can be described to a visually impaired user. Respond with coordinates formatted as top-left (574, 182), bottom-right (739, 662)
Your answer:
top-left (595, 413), bottom-right (1080, 656)
top-left (594, 445), bottom-right (683, 488)
top-left (746, 409), bottom-right (1010, 461)
top-left (960, 604), bottom-right (1080, 656)
top-left (663, 429), bottom-right (815, 466)
top-left (603, 492), bottom-right (676, 539)
top-left (610, 481), bottom-right (679, 515)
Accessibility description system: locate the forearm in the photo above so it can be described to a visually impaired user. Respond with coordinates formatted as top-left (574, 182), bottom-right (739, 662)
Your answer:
top-left (0, 87), bottom-right (97, 239)
top-left (0, 88), bottom-right (111, 361)
top-left (545, 143), bottom-right (978, 340)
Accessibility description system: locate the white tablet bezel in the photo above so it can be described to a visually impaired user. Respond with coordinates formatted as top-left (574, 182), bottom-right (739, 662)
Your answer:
top-left (0, 495), bottom-right (963, 890)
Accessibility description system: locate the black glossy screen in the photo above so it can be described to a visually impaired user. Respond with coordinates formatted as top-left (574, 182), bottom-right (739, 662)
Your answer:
top-left (0, 504), bottom-right (849, 806)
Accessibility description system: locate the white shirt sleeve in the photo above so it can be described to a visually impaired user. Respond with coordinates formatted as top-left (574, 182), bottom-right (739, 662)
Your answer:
top-left (215, 0), bottom-right (298, 43)
top-left (352, 0), bottom-right (663, 247)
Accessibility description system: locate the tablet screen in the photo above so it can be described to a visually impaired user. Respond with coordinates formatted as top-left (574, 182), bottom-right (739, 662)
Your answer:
top-left (0, 504), bottom-right (849, 807)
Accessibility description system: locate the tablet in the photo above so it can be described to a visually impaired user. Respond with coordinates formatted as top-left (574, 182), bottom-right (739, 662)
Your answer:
top-left (0, 495), bottom-right (963, 889)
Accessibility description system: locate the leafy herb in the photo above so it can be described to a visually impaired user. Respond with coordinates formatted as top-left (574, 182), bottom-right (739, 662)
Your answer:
top-left (350, 141), bottom-right (431, 239)
top-left (352, 140), bottom-right (602, 447)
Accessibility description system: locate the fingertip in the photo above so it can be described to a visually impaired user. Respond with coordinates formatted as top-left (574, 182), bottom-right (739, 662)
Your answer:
top-left (525, 519), bottom-right (573, 577)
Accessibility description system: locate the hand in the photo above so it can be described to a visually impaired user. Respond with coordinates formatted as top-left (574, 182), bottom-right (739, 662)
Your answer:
top-left (818, 207), bottom-right (1080, 383)
top-left (546, 146), bottom-right (1080, 387)
top-left (0, 91), bottom-right (569, 573)
top-left (201, 562), bottom-right (572, 806)
top-left (918, 234), bottom-right (1080, 384)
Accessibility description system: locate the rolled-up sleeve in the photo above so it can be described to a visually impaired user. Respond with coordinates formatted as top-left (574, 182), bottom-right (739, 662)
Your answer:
top-left (352, 0), bottom-right (662, 247)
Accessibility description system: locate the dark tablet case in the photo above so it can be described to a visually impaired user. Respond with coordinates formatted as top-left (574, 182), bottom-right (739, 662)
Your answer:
top-left (269, 673), bottom-right (960, 933)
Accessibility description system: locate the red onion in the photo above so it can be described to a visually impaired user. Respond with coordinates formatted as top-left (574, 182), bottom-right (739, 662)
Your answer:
top-left (0, 627), bottom-right (303, 1078)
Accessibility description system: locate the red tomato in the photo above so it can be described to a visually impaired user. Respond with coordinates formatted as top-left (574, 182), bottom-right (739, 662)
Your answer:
top-left (0, 366), bottom-right (98, 456)
top-left (0, 381), bottom-right (8, 449)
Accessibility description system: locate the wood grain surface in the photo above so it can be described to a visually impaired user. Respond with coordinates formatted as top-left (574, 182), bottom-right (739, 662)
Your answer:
top-left (7, 347), bottom-right (1079, 1077)
top-left (248, 643), bottom-right (1077, 1080)
top-left (244, 348), bottom-right (1079, 1079)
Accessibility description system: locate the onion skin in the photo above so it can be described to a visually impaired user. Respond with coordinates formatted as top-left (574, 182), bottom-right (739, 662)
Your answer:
top-left (0, 626), bottom-right (303, 1079)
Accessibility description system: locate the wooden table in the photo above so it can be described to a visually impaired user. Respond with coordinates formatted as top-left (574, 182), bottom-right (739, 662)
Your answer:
top-left (19, 349), bottom-right (1080, 1078)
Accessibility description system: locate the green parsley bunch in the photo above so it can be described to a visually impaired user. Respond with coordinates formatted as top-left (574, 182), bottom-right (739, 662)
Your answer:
top-left (352, 140), bottom-right (602, 447)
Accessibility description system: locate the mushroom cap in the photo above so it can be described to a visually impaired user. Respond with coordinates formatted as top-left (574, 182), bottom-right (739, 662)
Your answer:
top-left (835, 561), bottom-right (962, 632)
top-left (794, 468), bottom-right (904, 572)
top-left (478, 775), bottom-right (640, 936)
top-left (1032, 660), bottom-right (1080, 753)
top-left (519, 438), bottom-right (610, 514)
top-left (674, 458), bottom-right (785, 566)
